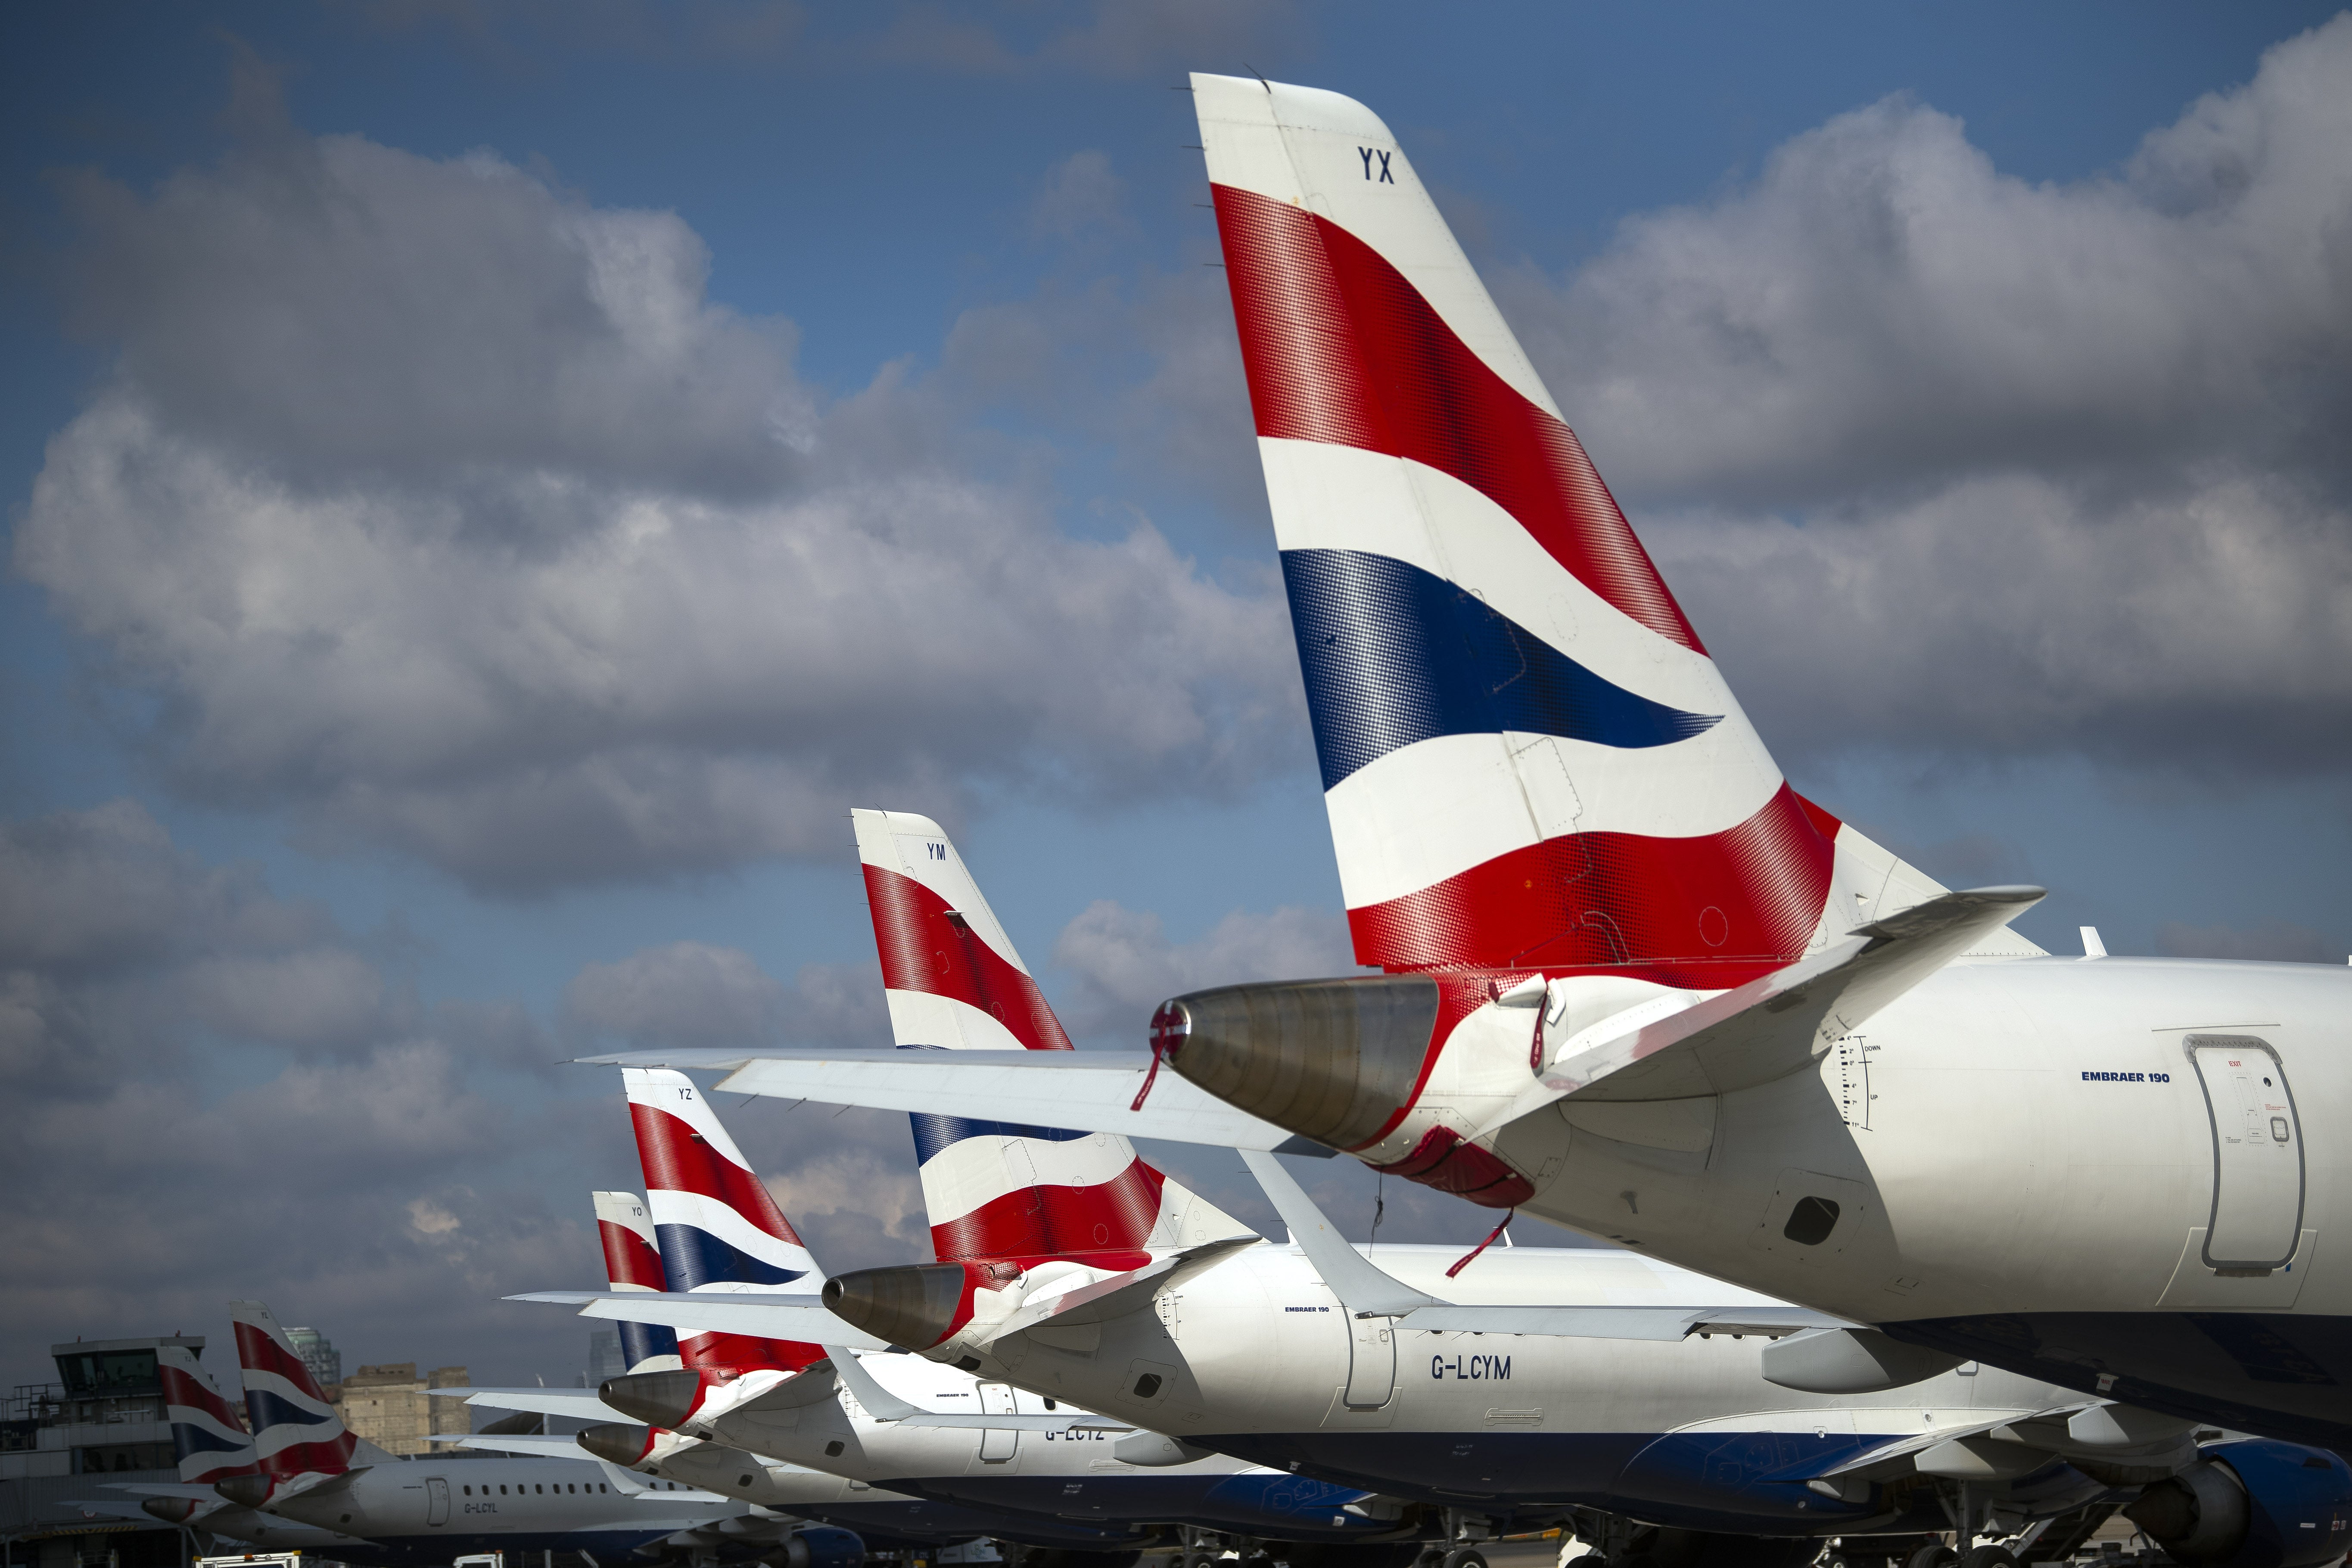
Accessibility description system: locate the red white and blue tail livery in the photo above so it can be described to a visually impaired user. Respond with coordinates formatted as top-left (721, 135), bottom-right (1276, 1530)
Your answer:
top-left (851, 809), bottom-right (1246, 1266)
top-left (1193, 74), bottom-right (2036, 986)
top-left (623, 1067), bottom-right (825, 1378)
top-left (594, 1190), bottom-right (683, 1375)
top-left (230, 1300), bottom-right (383, 1487)
top-left (159, 1343), bottom-right (258, 1484)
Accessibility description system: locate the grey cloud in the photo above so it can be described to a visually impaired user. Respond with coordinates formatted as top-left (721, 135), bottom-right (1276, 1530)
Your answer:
top-left (0, 805), bottom-right (654, 1391)
top-left (1482, 19), bottom-right (2352, 779)
top-left (1050, 898), bottom-right (1357, 1039)
top-left (1645, 470), bottom-right (2352, 774)
top-left (21, 123), bottom-right (1304, 893)
top-left (560, 940), bottom-right (887, 1049)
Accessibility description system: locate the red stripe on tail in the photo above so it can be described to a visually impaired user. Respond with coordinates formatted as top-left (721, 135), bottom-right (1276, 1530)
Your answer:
top-left (929, 1157), bottom-right (1165, 1269)
top-left (1347, 783), bottom-right (1835, 980)
top-left (1212, 183), bottom-right (1703, 654)
top-left (629, 1104), bottom-right (806, 1247)
top-left (864, 864), bottom-right (1073, 1051)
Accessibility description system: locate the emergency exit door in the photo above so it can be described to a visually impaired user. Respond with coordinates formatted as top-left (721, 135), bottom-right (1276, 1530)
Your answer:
top-left (1343, 1316), bottom-right (1395, 1409)
top-left (2189, 1035), bottom-right (2304, 1271)
top-left (426, 1477), bottom-right (449, 1526)
top-left (977, 1381), bottom-right (1019, 1462)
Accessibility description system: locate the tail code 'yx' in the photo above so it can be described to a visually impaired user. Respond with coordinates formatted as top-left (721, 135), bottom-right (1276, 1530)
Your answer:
top-left (851, 808), bottom-right (1248, 1265)
top-left (1191, 76), bottom-right (2034, 981)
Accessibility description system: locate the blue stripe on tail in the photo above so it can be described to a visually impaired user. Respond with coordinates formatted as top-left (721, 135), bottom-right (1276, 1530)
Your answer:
top-left (1282, 548), bottom-right (1720, 790)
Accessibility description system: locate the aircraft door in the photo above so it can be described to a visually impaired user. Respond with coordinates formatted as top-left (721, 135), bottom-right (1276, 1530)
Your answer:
top-left (977, 1382), bottom-right (1019, 1462)
top-left (2189, 1036), bottom-right (2304, 1270)
top-left (425, 1477), bottom-right (449, 1526)
top-left (1343, 1316), bottom-right (1395, 1409)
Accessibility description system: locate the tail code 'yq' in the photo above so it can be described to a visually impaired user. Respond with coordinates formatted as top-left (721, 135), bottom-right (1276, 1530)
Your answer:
top-left (594, 1190), bottom-right (683, 1376)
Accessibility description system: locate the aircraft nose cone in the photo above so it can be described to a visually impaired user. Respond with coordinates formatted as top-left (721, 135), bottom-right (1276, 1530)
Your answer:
top-left (600, 1370), bottom-right (704, 1429)
top-left (576, 1423), bottom-right (659, 1466)
top-left (213, 1475), bottom-right (273, 1509)
top-left (822, 1263), bottom-right (975, 1352)
top-left (1157, 975), bottom-right (1444, 1150)
top-left (142, 1498), bottom-right (201, 1525)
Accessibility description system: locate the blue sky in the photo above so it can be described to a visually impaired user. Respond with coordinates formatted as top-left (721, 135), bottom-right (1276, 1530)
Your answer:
top-left (4, 1), bottom-right (2348, 1392)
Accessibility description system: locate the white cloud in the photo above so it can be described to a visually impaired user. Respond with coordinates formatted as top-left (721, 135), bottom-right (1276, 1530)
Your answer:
top-left (19, 121), bottom-right (1304, 893)
top-left (1491, 17), bottom-right (2352, 776)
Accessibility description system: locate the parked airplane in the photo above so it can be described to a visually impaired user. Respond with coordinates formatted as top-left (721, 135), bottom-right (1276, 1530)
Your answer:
top-left (582, 1062), bottom-right (1422, 1556)
top-left (444, 1191), bottom-right (1033, 1556)
top-left (616, 813), bottom-right (2352, 1568)
top-left (212, 1298), bottom-right (814, 1566)
top-left (101, 1343), bottom-right (368, 1553)
top-left (597, 72), bottom-right (2349, 1456)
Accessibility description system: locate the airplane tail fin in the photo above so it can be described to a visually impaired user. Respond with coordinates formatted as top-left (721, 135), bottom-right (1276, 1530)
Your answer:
top-left (594, 1191), bottom-right (684, 1375)
top-left (622, 1069), bottom-right (826, 1377)
top-left (852, 808), bottom-right (1250, 1264)
top-left (227, 1300), bottom-right (377, 1473)
top-left (158, 1344), bottom-right (257, 1484)
top-left (1188, 75), bottom-right (2019, 981)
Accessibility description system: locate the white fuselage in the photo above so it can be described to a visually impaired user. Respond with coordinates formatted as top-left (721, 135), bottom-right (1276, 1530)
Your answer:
top-left (261, 1456), bottom-right (747, 1564)
top-left (1475, 957), bottom-right (2349, 1442)
top-left (924, 1239), bottom-right (2114, 1535)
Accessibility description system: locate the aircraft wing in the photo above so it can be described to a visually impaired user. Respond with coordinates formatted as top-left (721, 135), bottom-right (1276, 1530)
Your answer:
top-left (1468, 886), bottom-right (2046, 1136)
top-left (574, 1047), bottom-right (1331, 1154)
top-left (442, 1387), bottom-right (630, 1421)
top-left (1241, 1149), bottom-right (1859, 1341)
top-left (507, 1290), bottom-right (892, 1351)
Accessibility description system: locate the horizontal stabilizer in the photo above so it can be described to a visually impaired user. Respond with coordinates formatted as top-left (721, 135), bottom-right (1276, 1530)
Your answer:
top-left (507, 1291), bottom-right (891, 1351)
top-left (824, 1349), bottom-right (1133, 1431)
top-left (986, 1235), bottom-right (1261, 1346)
top-left (104, 1484), bottom-right (227, 1500)
top-left (1538, 885), bottom-right (2045, 1109)
top-left (578, 1047), bottom-right (1333, 1154)
top-left (1243, 1149), bottom-right (1854, 1341)
top-left (443, 1388), bottom-right (631, 1421)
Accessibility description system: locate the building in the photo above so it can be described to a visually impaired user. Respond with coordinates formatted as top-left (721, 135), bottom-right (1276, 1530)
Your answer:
top-left (281, 1325), bottom-right (340, 1392)
top-left (333, 1363), bottom-right (470, 1456)
top-left (1, 1336), bottom-right (203, 1568)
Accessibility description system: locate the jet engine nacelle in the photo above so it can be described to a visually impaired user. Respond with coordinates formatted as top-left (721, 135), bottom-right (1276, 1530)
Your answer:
top-left (2125, 1442), bottom-right (2352, 1568)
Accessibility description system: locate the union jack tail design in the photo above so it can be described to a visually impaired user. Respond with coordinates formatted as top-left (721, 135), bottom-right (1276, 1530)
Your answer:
top-left (851, 809), bottom-right (1248, 1266)
top-left (228, 1300), bottom-right (362, 1477)
top-left (1191, 76), bottom-right (2037, 985)
top-left (594, 1191), bottom-right (683, 1375)
top-left (159, 1343), bottom-right (257, 1484)
top-left (623, 1068), bottom-right (826, 1378)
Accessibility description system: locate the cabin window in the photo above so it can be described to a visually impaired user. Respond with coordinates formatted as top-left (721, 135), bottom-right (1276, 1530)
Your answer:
top-left (498, 1485), bottom-right (507, 1495)
top-left (462, 1487), bottom-right (470, 1496)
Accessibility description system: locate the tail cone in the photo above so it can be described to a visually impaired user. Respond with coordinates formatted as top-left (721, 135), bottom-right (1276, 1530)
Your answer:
top-left (577, 1423), bottom-right (660, 1467)
top-left (1158, 976), bottom-right (1443, 1150)
top-left (599, 1370), bottom-right (705, 1429)
top-left (821, 1264), bottom-right (979, 1352)
top-left (213, 1475), bottom-right (273, 1509)
top-left (143, 1498), bottom-right (206, 1525)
